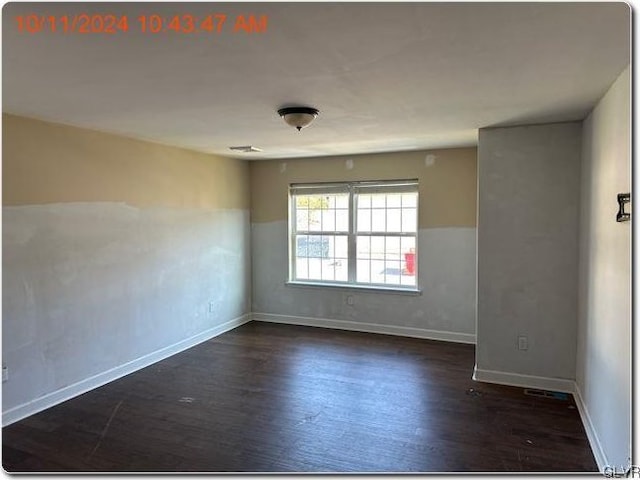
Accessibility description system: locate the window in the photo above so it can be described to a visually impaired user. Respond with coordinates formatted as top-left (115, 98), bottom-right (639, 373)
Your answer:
top-left (289, 180), bottom-right (418, 290)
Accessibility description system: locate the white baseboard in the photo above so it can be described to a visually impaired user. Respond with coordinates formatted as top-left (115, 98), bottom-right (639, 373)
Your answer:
top-left (2, 314), bottom-right (252, 427)
top-left (4, 312), bottom-right (608, 473)
top-left (252, 312), bottom-right (476, 344)
top-left (572, 383), bottom-right (608, 472)
top-left (472, 365), bottom-right (575, 393)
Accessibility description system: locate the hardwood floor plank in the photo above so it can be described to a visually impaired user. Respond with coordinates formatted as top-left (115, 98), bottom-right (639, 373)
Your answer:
top-left (2, 321), bottom-right (597, 472)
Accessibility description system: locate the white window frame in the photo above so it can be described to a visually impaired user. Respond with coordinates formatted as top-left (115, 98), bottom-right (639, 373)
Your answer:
top-left (288, 179), bottom-right (419, 292)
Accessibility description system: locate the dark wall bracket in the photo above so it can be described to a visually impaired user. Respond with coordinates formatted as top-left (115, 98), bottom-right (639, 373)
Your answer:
top-left (616, 193), bottom-right (631, 222)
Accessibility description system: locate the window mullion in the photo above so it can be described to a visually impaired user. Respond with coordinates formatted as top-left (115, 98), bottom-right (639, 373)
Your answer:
top-left (290, 195), bottom-right (297, 281)
top-left (348, 188), bottom-right (357, 283)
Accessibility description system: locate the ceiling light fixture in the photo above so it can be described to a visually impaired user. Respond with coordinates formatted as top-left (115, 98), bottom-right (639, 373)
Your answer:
top-left (277, 106), bottom-right (319, 131)
top-left (229, 145), bottom-right (262, 153)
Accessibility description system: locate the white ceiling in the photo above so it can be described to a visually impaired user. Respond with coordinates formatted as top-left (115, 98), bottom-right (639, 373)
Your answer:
top-left (2, 2), bottom-right (630, 160)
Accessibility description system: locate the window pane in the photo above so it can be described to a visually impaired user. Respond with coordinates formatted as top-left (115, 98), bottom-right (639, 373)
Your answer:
top-left (356, 236), bottom-right (372, 283)
top-left (371, 209), bottom-right (386, 232)
top-left (296, 257), bottom-right (309, 279)
top-left (335, 236), bottom-right (348, 259)
top-left (297, 235), bottom-right (348, 283)
top-left (386, 209), bottom-right (401, 232)
top-left (370, 237), bottom-right (385, 260)
top-left (402, 208), bottom-right (417, 233)
top-left (385, 236), bottom-right (401, 261)
top-left (336, 209), bottom-right (349, 232)
top-left (309, 209), bottom-right (322, 231)
top-left (401, 237), bottom-right (417, 284)
top-left (335, 194), bottom-right (349, 208)
top-left (296, 235), bottom-right (309, 257)
top-left (308, 258), bottom-right (322, 280)
top-left (401, 193), bottom-right (417, 207)
top-left (335, 261), bottom-right (348, 281)
top-left (306, 235), bottom-right (327, 258)
top-left (326, 235), bottom-right (346, 282)
top-left (321, 258), bottom-right (335, 281)
top-left (322, 209), bottom-right (335, 231)
top-left (311, 195), bottom-right (328, 208)
top-left (297, 195), bottom-right (327, 211)
top-left (296, 209), bottom-right (309, 231)
top-left (354, 234), bottom-right (417, 286)
top-left (387, 194), bottom-right (401, 208)
top-left (358, 194), bottom-right (371, 208)
top-left (401, 237), bottom-right (416, 258)
top-left (357, 236), bottom-right (371, 258)
top-left (401, 271), bottom-right (416, 286)
top-left (296, 195), bottom-right (309, 208)
top-left (357, 259), bottom-right (370, 283)
top-left (357, 208), bottom-right (371, 232)
top-left (385, 260), bottom-right (401, 284)
top-left (370, 260), bottom-right (385, 283)
top-left (371, 194), bottom-right (386, 208)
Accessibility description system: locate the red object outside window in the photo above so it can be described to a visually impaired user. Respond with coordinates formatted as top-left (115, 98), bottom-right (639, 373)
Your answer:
top-left (404, 249), bottom-right (416, 276)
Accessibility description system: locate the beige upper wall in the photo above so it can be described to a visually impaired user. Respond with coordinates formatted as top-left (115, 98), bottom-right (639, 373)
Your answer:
top-left (250, 148), bottom-right (477, 228)
top-left (3, 114), bottom-right (249, 210)
top-left (3, 113), bottom-right (475, 221)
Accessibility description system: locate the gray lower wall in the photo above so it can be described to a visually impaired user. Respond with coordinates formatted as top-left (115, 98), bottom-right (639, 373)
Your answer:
top-left (252, 221), bottom-right (477, 338)
top-left (3, 203), bottom-right (251, 418)
top-left (576, 66), bottom-right (630, 468)
top-left (476, 122), bottom-right (581, 380)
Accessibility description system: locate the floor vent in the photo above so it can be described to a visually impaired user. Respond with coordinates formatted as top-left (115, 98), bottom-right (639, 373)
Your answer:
top-left (523, 388), bottom-right (568, 400)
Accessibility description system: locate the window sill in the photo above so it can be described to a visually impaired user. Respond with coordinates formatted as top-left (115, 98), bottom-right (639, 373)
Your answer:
top-left (285, 281), bottom-right (422, 296)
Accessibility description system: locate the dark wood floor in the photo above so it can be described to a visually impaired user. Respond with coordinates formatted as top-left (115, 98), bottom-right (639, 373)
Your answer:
top-left (3, 321), bottom-right (597, 473)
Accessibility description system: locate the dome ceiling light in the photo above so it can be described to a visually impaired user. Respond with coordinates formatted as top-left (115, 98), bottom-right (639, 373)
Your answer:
top-left (277, 106), bottom-right (319, 131)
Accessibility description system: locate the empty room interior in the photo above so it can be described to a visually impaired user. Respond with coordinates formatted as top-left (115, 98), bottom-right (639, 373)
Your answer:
top-left (1, 1), bottom-right (632, 474)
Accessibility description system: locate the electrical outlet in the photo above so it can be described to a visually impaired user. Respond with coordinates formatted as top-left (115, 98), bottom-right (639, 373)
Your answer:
top-left (518, 335), bottom-right (528, 351)
top-left (346, 295), bottom-right (354, 306)
top-left (209, 302), bottom-right (215, 313)
top-left (2, 365), bottom-right (8, 383)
